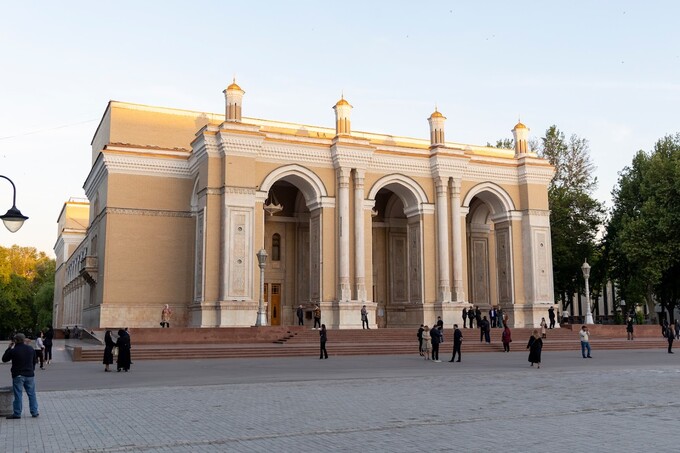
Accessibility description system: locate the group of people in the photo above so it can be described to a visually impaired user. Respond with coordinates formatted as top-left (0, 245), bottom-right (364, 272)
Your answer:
top-left (461, 306), bottom-right (507, 329)
top-left (102, 329), bottom-right (132, 372)
top-left (295, 304), bottom-right (323, 329)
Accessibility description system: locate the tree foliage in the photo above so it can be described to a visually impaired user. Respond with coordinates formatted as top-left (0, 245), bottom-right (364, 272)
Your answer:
top-left (0, 245), bottom-right (55, 338)
top-left (605, 133), bottom-right (680, 320)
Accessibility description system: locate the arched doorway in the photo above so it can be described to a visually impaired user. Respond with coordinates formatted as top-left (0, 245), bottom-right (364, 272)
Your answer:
top-left (369, 177), bottom-right (427, 328)
top-left (464, 185), bottom-right (515, 316)
top-left (259, 166), bottom-right (327, 326)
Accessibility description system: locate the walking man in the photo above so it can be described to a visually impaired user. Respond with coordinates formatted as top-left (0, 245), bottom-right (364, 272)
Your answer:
top-left (449, 324), bottom-right (463, 362)
top-left (2, 333), bottom-right (39, 419)
top-left (580, 325), bottom-right (592, 358)
top-left (664, 322), bottom-right (674, 354)
top-left (296, 305), bottom-right (304, 326)
top-left (430, 324), bottom-right (442, 362)
top-left (548, 306), bottom-right (556, 329)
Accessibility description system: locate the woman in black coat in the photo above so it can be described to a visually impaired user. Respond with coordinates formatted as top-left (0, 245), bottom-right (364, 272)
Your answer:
top-left (103, 330), bottom-right (115, 372)
top-left (526, 329), bottom-right (543, 368)
top-left (44, 326), bottom-right (54, 364)
top-left (115, 329), bottom-right (132, 372)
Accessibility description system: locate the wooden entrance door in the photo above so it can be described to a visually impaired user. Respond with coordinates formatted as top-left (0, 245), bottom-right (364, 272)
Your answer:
top-left (270, 283), bottom-right (281, 326)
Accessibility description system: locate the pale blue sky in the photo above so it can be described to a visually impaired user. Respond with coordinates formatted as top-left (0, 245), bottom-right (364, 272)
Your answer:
top-left (1, 1), bottom-right (679, 255)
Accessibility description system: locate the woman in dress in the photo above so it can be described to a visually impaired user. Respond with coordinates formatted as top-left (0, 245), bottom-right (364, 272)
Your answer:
top-left (501, 326), bottom-right (512, 352)
top-left (526, 329), bottom-right (543, 368)
top-left (540, 318), bottom-right (548, 339)
top-left (319, 324), bottom-right (328, 359)
top-left (103, 330), bottom-right (115, 372)
top-left (115, 329), bottom-right (132, 372)
top-left (421, 325), bottom-right (431, 360)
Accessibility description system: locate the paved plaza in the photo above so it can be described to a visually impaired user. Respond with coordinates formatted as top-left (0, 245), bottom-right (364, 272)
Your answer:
top-left (0, 341), bottom-right (678, 452)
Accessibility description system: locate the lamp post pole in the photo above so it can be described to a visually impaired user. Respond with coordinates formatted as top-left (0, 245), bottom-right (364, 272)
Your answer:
top-left (255, 249), bottom-right (268, 326)
top-left (582, 259), bottom-right (594, 324)
top-left (0, 175), bottom-right (28, 233)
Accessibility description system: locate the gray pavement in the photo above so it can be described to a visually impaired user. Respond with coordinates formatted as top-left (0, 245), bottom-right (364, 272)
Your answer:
top-left (0, 343), bottom-right (678, 452)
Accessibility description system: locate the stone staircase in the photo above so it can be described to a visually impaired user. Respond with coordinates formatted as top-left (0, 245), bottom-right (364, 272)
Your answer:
top-left (69, 325), bottom-right (670, 362)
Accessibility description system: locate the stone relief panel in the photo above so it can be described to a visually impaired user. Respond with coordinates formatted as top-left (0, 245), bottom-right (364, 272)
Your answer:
top-left (227, 208), bottom-right (252, 299)
top-left (471, 237), bottom-right (490, 306)
top-left (194, 211), bottom-right (204, 301)
top-left (534, 229), bottom-right (551, 300)
top-left (495, 227), bottom-right (512, 305)
top-left (310, 211), bottom-right (321, 302)
top-left (298, 226), bottom-right (311, 303)
top-left (408, 223), bottom-right (422, 303)
top-left (389, 233), bottom-right (408, 303)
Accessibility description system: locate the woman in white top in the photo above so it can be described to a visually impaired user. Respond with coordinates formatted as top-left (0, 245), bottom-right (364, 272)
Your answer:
top-left (34, 331), bottom-right (45, 370)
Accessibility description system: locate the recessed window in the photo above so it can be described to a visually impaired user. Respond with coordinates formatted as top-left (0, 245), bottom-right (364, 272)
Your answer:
top-left (272, 233), bottom-right (281, 261)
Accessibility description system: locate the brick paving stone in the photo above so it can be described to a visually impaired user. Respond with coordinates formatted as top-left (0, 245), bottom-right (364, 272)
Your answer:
top-left (0, 350), bottom-right (678, 452)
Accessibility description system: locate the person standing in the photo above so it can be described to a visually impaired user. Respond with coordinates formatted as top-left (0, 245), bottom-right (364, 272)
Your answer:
top-left (526, 329), bottom-right (543, 368)
top-left (489, 307), bottom-right (497, 328)
top-left (421, 326), bottom-right (431, 360)
top-left (417, 325), bottom-right (425, 356)
top-left (296, 305), bottom-right (304, 326)
top-left (580, 325), bottom-right (592, 358)
top-left (449, 324), bottom-right (463, 362)
top-left (497, 308), bottom-right (504, 328)
top-left (540, 318), bottom-right (548, 339)
top-left (475, 307), bottom-right (482, 329)
top-left (43, 326), bottom-right (54, 365)
top-left (501, 326), bottom-right (512, 352)
top-left (160, 304), bottom-right (172, 328)
top-left (429, 325), bottom-right (442, 362)
top-left (313, 305), bottom-right (321, 329)
top-left (34, 332), bottom-right (45, 370)
top-left (626, 315), bottom-right (634, 341)
top-left (361, 305), bottom-right (370, 329)
top-left (467, 308), bottom-right (475, 329)
top-left (2, 333), bottom-right (39, 419)
top-left (115, 329), bottom-right (132, 372)
top-left (675, 318), bottom-right (680, 340)
top-left (664, 322), bottom-right (674, 354)
top-left (102, 330), bottom-right (115, 372)
top-left (319, 324), bottom-right (328, 359)
top-left (548, 306), bottom-right (556, 329)
top-left (479, 316), bottom-right (491, 343)
top-left (462, 308), bottom-right (468, 328)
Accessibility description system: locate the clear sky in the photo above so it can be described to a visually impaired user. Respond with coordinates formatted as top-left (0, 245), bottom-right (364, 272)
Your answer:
top-left (1, 1), bottom-right (679, 256)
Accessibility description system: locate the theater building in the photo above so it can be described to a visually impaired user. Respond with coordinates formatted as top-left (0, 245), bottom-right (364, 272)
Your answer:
top-left (53, 81), bottom-right (555, 329)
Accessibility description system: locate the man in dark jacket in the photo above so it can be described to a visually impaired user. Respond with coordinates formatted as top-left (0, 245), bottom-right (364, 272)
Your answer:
top-left (462, 308), bottom-right (468, 328)
top-left (467, 308), bottom-right (476, 329)
top-left (449, 324), bottom-right (463, 362)
top-left (479, 316), bottom-right (491, 343)
top-left (429, 325), bottom-right (442, 362)
top-left (2, 333), bottom-right (39, 419)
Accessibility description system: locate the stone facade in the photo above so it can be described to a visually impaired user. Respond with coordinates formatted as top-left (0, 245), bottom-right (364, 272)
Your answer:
top-left (54, 82), bottom-right (556, 329)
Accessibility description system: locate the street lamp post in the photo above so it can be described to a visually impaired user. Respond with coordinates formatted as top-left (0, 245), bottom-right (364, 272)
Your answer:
top-left (582, 259), bottom-right (594, 324)
top-left (0, 175), bottom-right (28, 233)
top-left (255, 249), bottom-right (268, 327)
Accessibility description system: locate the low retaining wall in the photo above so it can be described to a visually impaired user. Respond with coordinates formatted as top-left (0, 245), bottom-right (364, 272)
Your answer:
top-left (561, 324), bottom-right (666, 338)
top-left (0, 386), bottom-right (12, 416)
top-left (98, 326), bottom-right (305, 345)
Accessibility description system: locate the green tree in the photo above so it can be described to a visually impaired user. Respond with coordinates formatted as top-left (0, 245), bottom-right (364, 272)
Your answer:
top-left (0, 245), bottom-right (55, 337)
top-left (605, 134), bottom-right (680, 321)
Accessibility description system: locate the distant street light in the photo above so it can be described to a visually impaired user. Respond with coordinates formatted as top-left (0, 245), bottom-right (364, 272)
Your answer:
top-left (0, 175), bottom-right (28, 233)
top-left (582, 259), bottom-right (594, 324)
top-left (255, 249), bottom-right (269, 326)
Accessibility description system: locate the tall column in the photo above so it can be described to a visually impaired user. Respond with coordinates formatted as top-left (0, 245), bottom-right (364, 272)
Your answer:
top-left (354, 169), bottom-right (367, 302)
top-left (435, 177), bottom-right (451, 302)
top-left (337, 167), bottom-right (351, 302)
top-left (450, 179), bottom-right (465, 302)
